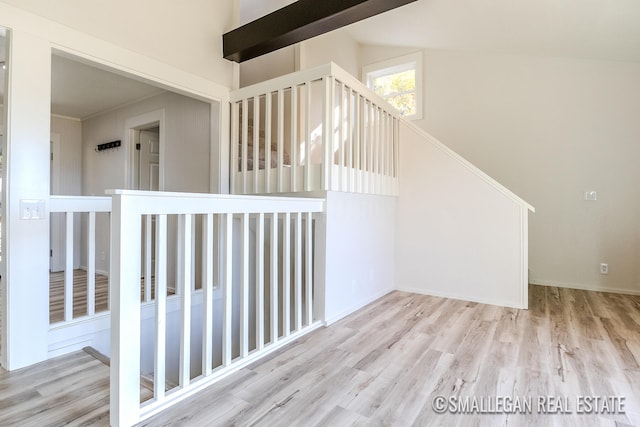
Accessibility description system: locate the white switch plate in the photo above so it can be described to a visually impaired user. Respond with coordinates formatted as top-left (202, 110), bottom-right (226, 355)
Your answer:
top-left (20, 199), bottom-right (46, 220)
top-left (584, 191), bottom-right (597, 201)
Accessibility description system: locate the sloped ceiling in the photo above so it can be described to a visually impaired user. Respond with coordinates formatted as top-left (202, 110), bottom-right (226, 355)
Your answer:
top-left (3, 1), bottom-right (640, 119)
top-left (344, 0), bottom-right (640, 61)
top-left (240, 0), bottom-right (640, 62)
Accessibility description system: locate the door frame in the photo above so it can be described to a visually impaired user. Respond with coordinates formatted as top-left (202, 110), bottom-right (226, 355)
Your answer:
top-left (125, 109), bottom-right (165, 191)
top-left (49, 133), bottom-right (65, 272)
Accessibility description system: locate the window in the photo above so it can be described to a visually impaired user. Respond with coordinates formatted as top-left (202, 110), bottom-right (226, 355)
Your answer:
top-left (362, 52), bottom-right (423, 120)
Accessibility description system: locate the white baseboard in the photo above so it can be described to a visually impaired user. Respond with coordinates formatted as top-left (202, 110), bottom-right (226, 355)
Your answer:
top-left (79, 265), bottom-right (109, 277)
top-left (395, 286), bottom-right (526, 310)
top-left (529, 278), bottom-right (640, 296)
top-left (324, 287), bottom-right (394, 326)
top-left (48, 339), bottom-right (93, 359)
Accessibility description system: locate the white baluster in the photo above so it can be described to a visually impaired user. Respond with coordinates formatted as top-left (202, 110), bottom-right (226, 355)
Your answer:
top-left (202, 213), bottom-right (214, 377)
top-left (256, 212), bottom-right (265, 351)
top-left (87, 211), bottom-right (96, 316)
top-left (240, 213), bottom-right (250, 357)
top-left (64, 211), bottom-right (73, 322)
top-left (179, 214), bottom-right (192, 388)
top-left (154, 214), bottom-right (167, 400)
top-left (270, 212), bottom-right (279, 344)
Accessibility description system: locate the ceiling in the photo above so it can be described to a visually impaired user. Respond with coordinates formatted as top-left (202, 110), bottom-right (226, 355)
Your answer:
top-left (50, 55), bottom-right (163, 119)
top-left (344, 0), bottom-right (640, 62)
top-left (2, 1), bottom-right (640, 119)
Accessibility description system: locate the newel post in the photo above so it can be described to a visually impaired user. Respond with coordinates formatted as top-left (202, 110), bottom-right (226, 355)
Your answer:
top-left (109, 191), bottom-right (142, 427)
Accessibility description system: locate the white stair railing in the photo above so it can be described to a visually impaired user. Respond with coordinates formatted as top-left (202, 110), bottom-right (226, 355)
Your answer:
top-left (230, 62), bottom-right (400, 196)
top-left (109, 190), bottom-right (324, 427)
top-left (49, 196), bottom-right (112, 324)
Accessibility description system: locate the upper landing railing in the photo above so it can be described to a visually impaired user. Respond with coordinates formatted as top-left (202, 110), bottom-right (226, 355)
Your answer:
top-left (230, 62), bottom-right (400, 196)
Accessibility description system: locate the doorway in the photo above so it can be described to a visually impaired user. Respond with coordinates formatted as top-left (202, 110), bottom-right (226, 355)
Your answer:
top-left (133, 125), bottom-right (160, 191)
top-left (126, 109), bottom-right (165, 192)
top-left (49, 134), bottom-right (64, 272)
top-left (126, 112), bottom-right (165, 286)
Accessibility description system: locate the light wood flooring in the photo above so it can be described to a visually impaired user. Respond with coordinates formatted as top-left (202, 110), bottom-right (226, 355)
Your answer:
top-left (49, 270), bottom-right (169, 324)
top-left (49, 270), bottom-right (110, 323)
top-left (1, 285), bottom-right (639, 426)
top-left (0, 349), bottom-right (152, 426)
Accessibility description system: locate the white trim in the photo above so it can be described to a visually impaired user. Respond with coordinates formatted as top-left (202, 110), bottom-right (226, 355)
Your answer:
top-left (396, 286), bottom-right (527, 310)
top-left (323, 287), bottom-right (393, 326)
top-left (125, 109), bottom-right (166, 191)
top-left (50, 113), bottom-right (81, 122)
top-left (529, 279), bottom-right (640, 296)
top-left (78, 265), bottom-right (109, 278)
top-left (0, 3), bottom-right (230, 102)
top-left (400, 120), bottom-right (535, 212)
top-left (47, 293), bottom-right (191, 360)
top-left (362, 51), bottom-right (423, 120)
top-left (49, 134), bottom-right (64, 272)
top-left (80, 89), bottom-right (165, 122)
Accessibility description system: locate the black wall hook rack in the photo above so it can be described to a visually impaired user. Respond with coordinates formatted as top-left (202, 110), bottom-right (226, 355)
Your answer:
top-left (96, 140), bottom-right (121, 152)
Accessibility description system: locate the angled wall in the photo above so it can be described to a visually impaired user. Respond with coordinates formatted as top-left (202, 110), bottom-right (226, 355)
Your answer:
top-left (396, 121), bottom-right (533, 308)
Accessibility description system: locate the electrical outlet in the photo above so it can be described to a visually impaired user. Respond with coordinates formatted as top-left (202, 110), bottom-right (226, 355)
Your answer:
top-left (600, 263), bottom-right (609, 275)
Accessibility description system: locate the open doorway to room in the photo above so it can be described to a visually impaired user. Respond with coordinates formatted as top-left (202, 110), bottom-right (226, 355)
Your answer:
top-left (47, 50), bottom-right (216, 330)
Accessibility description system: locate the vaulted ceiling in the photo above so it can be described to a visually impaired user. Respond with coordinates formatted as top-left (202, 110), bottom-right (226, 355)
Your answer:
top-left (345, 0), bottom-right (640, 61)
top-left (2, 1), bottom-right (639, 120)
top-left (243, 0), bottom-right (640, 62)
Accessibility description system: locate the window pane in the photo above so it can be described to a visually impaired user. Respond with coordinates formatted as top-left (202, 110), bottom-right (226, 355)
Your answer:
top-left (386, 93), bottom-right (416, 116)
top-left (372, 69), bottom-right (416, 116)
top-left (372, 69), bottom-right (415, 97)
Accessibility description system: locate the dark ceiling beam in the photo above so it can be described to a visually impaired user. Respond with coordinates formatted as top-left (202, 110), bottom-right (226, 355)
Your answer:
top-left (223, 0), bottom-right (418, 63)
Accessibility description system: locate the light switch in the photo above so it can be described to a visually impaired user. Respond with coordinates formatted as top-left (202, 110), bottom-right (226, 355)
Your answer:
top-left (20, 199), bottom-right (46, 220)
top-left (584, 191), bottom-right (597, 201)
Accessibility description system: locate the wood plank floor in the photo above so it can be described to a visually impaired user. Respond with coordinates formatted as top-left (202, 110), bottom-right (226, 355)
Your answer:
top-left (0, 350), bottom-right (152, 426)
top-left (49, 270), bottom-right (110, 324)
top-left (1, 285), bottom-right (639, 426)
top-left (49, 270), bottom-right (170, 324)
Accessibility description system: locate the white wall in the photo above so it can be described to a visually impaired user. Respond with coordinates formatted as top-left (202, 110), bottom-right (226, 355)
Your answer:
top-left (240, 46), bottom-right (296, 87)
top-left (0, 0), bottom-right (236, 88)
top-left (419, 50), bottom-right (640, 294)
top-left (238, 0), bottom-right (297, 24)
top-left (396, 122), bottom-right (531, 308)
top-left (0, 1), bottom-right (231, 370)
top-left (360, 45), bottom-right (640, 295)
top-left (240, 25), bottom-right (361, 87)
top-left (299, 31), bottom-right (361, 77)
top-left (81, 91), bottom-right (211, 274)
top-left (1, 30), bottom-right (51, 370)
top-left (82, 91), bottom-right (211, 196)
top-left (316, 191), bottom-right (396, 324)
top-left (50, 115), bottom-right (82, 268)
top-left (51, 116), bottom-right (81, 195)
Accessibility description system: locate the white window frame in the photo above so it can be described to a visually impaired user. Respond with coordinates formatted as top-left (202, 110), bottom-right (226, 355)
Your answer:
top-left (362, 51), bottom-right (423, 120)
